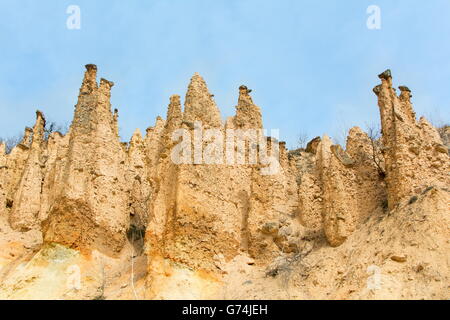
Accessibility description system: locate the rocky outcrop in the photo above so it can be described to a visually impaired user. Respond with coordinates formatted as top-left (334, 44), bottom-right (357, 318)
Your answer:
top-left (233, 85), bottom-right (263, 129)
top-left (183, 73), bottom-right (222, 128)
top-left (145, 80), bottom-right (293, 298)
top-left (42, 65), bottom-right (129, 255)
top-left (0, 66), bottom-right (448, 300)
top-left (9, 111), bottom-right (46, 231)
top-left (374, 70), bottom-right (449, 209)
top-left (295, 127), bottom-right (387, 246)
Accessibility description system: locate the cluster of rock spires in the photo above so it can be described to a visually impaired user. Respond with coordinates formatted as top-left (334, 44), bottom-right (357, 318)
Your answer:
top-left (0, 66), bottom-right (448, 299)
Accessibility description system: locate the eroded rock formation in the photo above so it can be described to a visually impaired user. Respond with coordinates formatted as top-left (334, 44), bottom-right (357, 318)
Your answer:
top-left (374, 70), bottom-right (449, 209)
top-left (0, 66), bottom-right (448, 300)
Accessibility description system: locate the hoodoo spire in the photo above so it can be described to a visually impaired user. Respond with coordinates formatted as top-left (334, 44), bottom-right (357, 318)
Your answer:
top-left (166, 94), bottom-right (183, 130)
top-left (183, 73), bottom-right (222, 127)
top-left (80, 64), bottom-right (98, 94)
top-left (233, 85), bottom-right (262, 129)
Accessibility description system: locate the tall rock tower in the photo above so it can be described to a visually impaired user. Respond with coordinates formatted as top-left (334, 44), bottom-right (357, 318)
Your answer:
top-left (9, 111), bottom-right (46, 231)
top-left (374, 70), bottom-right (449, 209)
top-left (42, 65), bottom-right (129, 255)
top-left (183, 73), bottom-right (222, 128)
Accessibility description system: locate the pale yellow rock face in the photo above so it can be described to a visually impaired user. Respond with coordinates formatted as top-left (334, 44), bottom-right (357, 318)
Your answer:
top-left (295, 128), bottom-right (387, 247)
top-left (9, 112), bottom-right (46, 231)
top-left (234, 85), bottom-right (263, 129)
top-left (183, 73), bottom-right (222, 128)
top-left (40, 66), bottom-right (129, 256)
top-left (0, 67), bottom-right (448, 300)
top-left (374, 72), bottom-right (450, 209)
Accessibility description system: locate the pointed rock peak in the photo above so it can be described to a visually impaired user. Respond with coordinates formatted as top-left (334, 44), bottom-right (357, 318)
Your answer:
top-left (239, 85), bottom-right (252, 94)
top-left (398, 85), bottom-right (412, 102)
top-left (35, 110), bottom-right (46, 127)
top-left (184, 73), bottom-right (222, 127)
top-left (192, 72), bottom-right (202, 80)
top-left (321, 135), bottom-right (333, 148)
top-left (0, 141), bottom-right (5, 154)
top-left (24, 127), bottom-right (33, 137)
top-left (85, 64), bottom-right (97, 72)
top-left (155, 116), bottom-right (166, 129)
top-left (316, 135), bottom-right (333, 165)
top-left (225, 116), bottom-right (235, 130)
top-left (100, 78), bottom-right (114, 90)
top-left (399, 86), bottom-right (411, 92)
top-left (238, 85), bottom-right (254, 106)
top-left (330, 144), bottom-right (356, 168)
top-left (419, 116), bottom-right (434, 128)
top-left (234, 84), bottom-right (262, 129)
top-left (80, 64), bottom-right (98, 94)
top-left (145, 126), bottom-right (153, 136)
top-left (36, 109), bottom-right (45, 120)
top-left (348, 126), bottom-right (365, 136)
top-left (21, 127), bottom-right (33, 146)
top-left (170, 94), bottom-right (181, 104)
top-left (26, 110), bottom-right (46, 144)
top-left (373, 84), bottom-right (382, 96)
top-left (346, 126), bottom-right (373, 155)
top-left (305, 136), bottom-right (321, 154)
top-left (378, 69), bottom-right (393, 88)
top-left (166, 94), bottom-right (182, 126)
top-left (130, 128), bottom-right (143, 144)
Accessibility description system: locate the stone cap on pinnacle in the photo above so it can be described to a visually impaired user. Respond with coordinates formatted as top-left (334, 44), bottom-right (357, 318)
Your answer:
top-left (373, 69), bottom-right (393, 95)
top-left (238, 85), bottom-right (254, 106)
top-left (130, 128), bottom-right (143, 144)
top-left (378, 69), bottom-right (392, 80)
top-left (80, 64), bottom-right (98, 94)
top-left (398, 86), bottom-right (411, 92)
top-left (85, 64), bottom-right (97, 72)
top-left (100, 78), bottom-right (115, 89)
top-left (35, 110), bottom-right (46, 125)
top-left (239, 85), bottom-right (252, 94)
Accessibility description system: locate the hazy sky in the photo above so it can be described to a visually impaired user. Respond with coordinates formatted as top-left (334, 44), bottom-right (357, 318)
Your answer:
top-left (0, 0), bottom-right (449, 148)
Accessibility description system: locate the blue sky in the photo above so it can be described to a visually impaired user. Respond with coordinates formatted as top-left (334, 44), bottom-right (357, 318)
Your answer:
top-left (0, 0), bottom-right (449, 148)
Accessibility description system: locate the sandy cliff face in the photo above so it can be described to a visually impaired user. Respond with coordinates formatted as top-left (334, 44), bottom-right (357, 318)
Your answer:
top-left (0, 67), bottom-right (448, 300)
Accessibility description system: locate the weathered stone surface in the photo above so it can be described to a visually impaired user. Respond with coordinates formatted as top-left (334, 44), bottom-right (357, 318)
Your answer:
top-left (305, 136), bottom-right (321, 154)
top-left (183, 73), bottom-right (222, 128)
top-left (144, 80), bottom-right (300, 298)
top-left (9, 111), bottom-right (46, 231)
top-left (374, 70), bottom-right (450, 209)
top-left (41, 65), bottom-right (129, 255)
top-left (0, 67), bottom-right (448, 300)
top-left (378, 69), bottom-right (392, 80)
top-left (233, 85), bottom-right (263, 129)
top-left (330, 144), bottom-right (355, 167)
